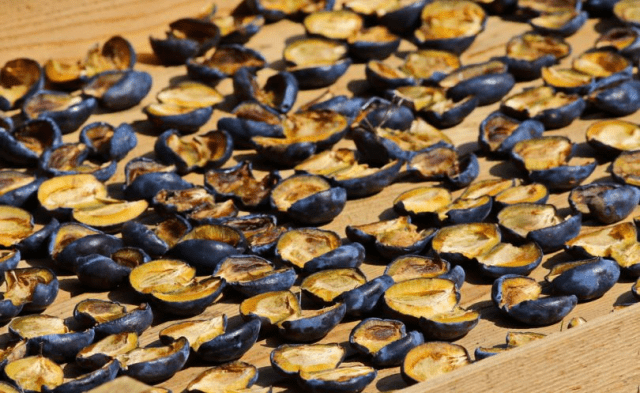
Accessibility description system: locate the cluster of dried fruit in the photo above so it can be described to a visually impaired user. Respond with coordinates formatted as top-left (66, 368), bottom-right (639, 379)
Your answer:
top-left (3, 0), bottom-right (640, 391)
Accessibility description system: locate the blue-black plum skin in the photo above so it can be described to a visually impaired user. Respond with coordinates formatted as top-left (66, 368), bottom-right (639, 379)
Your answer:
top-left (122, 338), bottom-right (190, 384)
top-left (85, 70), bottom-right (152, 111)
top-left (372, 330), bottom-right (424, 368)
top-left (569, 183), bottom-right (640, 224)
top-left (80, 122), bottom-right (137, 161)
top-left (589, 79), bottom-right (640, 116)
top-left (123, 172), bottom-right (194, 201)
top-left (365, 64), bottom-right (415, 92)
top-left (492, 275), bottom-right (578, 326)
top-left (338, 275), bottom-right (394, 317)
top-left (298, 243), bottom-right (366, 273)
top-left (478, 112), bottom-right (545, 156)
top-left (233, 68), bottom-right (298, 114)
top-left (278, 303), bottom-right (346, 343)
top-left (76, 254), bottom-right (134, 290)
top-left (0, 119), bottom-right (62, 166)
top-left (445, 65), bottom-right (515, 106)
top-left (283, 187), bottom-right (347, 225)
top-left (27, 329), bottom-right (95, 364)
top-left (144, 105), bottom-right (213, 135)
top-left (549, 257), bottom-right (620, 301)
top-left (289, 59), bottom-right (352, 90)
top-left (217, 116), bottom-right (283, 149)
top-left (42, 359), bottom-right (120, 393)
top-left (528, 162), bottom-right (596, 191)
top-left (424, 95), bottom-right (479, 129)
top-left (196, 319), bottom-right (261, 363)
top-left (169, 239), bottom-right (244, 274)
top-left (55, 234), bottom-right (124, 272)
top-left (22, 91), bottom-right (97, 134)
top-left (530, 11), bottom-right (588, 37)
top-left (298, 367), bottom-right (377, 393)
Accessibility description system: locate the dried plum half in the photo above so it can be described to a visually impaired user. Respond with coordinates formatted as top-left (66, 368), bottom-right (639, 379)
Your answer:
top-left (276, 228), bottom-right (364, 273)
top-left (205, 161), bottom-right (280, 209)
top-left (295, 149), bottom-right (402, 198)
top-left (478, 112), bottom-right (544, 156)
top-left (167, 224), bottom-right (246, 273)
top-left (22, 90), bottom-right (96, 134)
top-left (407, 147), bottom-right (479, 188)
top-left (298, 365), bottom-right (377, 393)
top-left (401, 49), bottom-right (460, 84)
top-left (121, 215), bottom-right (191, 257)
top-left (270, 343), bottom-right (345, 377)
top-left (44, 36), bottom-right (135, 89)
top-left (186, 362), bottom-right (258, 393)
top-left (283, 38), bottom-right (351, 89)
top-left (301, 268), bottom-right (367, 304)
top-left (529, 10), bottom-right (588, 37)
top-left (0, 206), bottom-right (33, 248)
top-left (439, 60), bottom-right (514, 106)
top-left (565, 222), bottom-right (640, 277)
top-left (502, 32), bottom-right (571, 80)
top-left (129, 259), bottom-right (225, 316)
top-left (402, 342), bottom-right (471, 384)
top-left (492, 275), bottom-right (577, 326)
top-left (383, 278), bottom-right (460, 326)
top-left (271, 174), bottom-right (346, 224)
top-left (220, 214), bottom-right (286, 256)
top-left (569, 182), bottom-right (640, 224)
top-left (414, 0), bottom-right (486, 54)
top-left (252, 110), bottom-right (348, 167)
top-left (615, 1), bottom-right (640, 28)
top-left (353, 118), bottom-right (453, 164)
top-left (76, 332), bottom-right (138, 370)
top-left (150, 18), bottom-right (220, 65)
top-left (82, 70), bottom-right (152, 111)
top-left (240, 290), bottom-right (301, 332)
top-left (545, 257), bottom-right (620, 301)
top-left (80, 122), bottom-right (137, 161)
top-left (203, 4), bottom-right (265, 45)
top-left (303, 10), bottom-right (363, 40)
top-left (117, 337), bottom-right (189, 384)
top-left (350, 318), bottom-right (424, 368)
top-left (0, 268), bottom-right (58, 320)
top-left (501, 85), bottom-right (585, 130)
top-left (0, 119), bottom-right (62, 167)
top-left (187, 45), bottom-right (266, 84)
top-left (154, 129), bottom-right (233, 174)
top-left (511, 136), bottom-right (596, 191)
top-left (587, 79), bottom-right (640, 117)
top-left (346, 216), bottom-right (435, 260)
top-left (497, 203), bottom-right (581, 252)
top-left (37, 174), bottom-right (108, 217)
top-left (213, 255), bottom-right (296, 297)
top-left (4, 355), bottom-right (63, 392)
top-left (596, 26), bottom-right (640, 62)
top-left (431, 223), bottom-right (501, 265)
top-left (277, 302), bottom-right (346, 342)
top-left (0, 58), bottom-right (43, 111)
top-left (476, 242), bottom-right (543, 278)
top-left (233, 68), bottom-right (298, 114)
top-left (73, 299), bottom-right (153, 337)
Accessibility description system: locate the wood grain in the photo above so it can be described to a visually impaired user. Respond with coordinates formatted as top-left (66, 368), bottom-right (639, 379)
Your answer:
top-left (1, 1), bottom-right (639, 392)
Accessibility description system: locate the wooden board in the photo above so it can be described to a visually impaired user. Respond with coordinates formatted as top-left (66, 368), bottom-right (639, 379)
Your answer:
top-left (1, 1), bottom-right (639, 392)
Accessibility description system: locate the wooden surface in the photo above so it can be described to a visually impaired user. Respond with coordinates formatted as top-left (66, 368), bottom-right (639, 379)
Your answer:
top-left (1, 1), bottom-right (640, 392)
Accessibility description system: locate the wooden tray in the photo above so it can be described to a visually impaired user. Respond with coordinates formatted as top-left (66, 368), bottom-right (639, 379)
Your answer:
top-left (1, 1), bottom-right (639, 392)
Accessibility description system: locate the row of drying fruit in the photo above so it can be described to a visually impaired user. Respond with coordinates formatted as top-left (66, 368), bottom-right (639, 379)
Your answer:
top-left (4, 0), bottom-right (640, 392)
